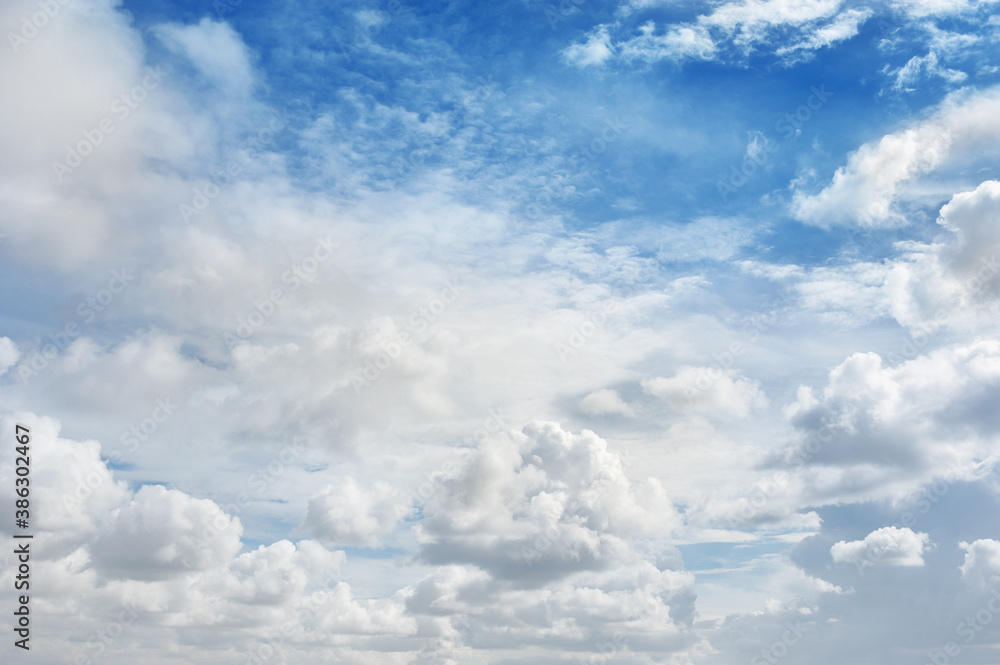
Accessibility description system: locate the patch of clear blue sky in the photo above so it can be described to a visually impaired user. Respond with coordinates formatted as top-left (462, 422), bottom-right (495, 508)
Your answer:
top-left (678, 540), bottom-right (792, 573)
top-left (120, 0), bottom-right (1000, 274)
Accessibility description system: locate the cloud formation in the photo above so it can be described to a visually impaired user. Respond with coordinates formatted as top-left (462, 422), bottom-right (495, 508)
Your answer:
top-left (3, 0), bottom-right (1000, 662)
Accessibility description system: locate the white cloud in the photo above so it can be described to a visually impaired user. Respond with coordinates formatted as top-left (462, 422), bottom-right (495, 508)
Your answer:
top-left (701, 0), bottom-right (842, 34)
top-left (654, 216), bottom-right (758, 263)
top-left (406, 558), bottom-right (698, 655)
top-left (890, 51), bottom-right (968, 91)
top-left (153, 18), bottom-right (256, 96)
top-left (583, 0), bottom-right (998, 72)
top-left (792, 261), bottom-right (894, 326)
top-left (562, 27), bottom-right (615, 67)
top-left (960, 539), bottom-right (1000, 589)
top-left (198, 539), bottom-right (344, 605)
top-left (830, 526), bottom-right (931, 567)
top-left (0, 337), bottom-right (18, 376)
top-left (0, 414), bottom-right (130, 557)
top-left (580, 388), bottom-right (635, 417)
top-left (0, 412), bottom-right (417, 659)
top-left (90, 484), bottom-right (243, 580)
top-left (792, 87), bottom-right (1000, 227)
top-left (570, 0), bottom-right (867, 67)
top-left (935, 180), bottom-right (1000, 295)
top-left (884, 180), bottom-right (1000, 330)
top-left (416, 422), bottom-right (681, 583)
top-left (4, 0), bottom-right (1000, 662)
top-left (618, 22), bottom-right (717, 63)
top-left (745, 130), bottom-right (769, 164)
top-left (777, 340), bottom-right (1000, 501)
top-left (642, 367), bottom-right (768, 419)
top-left (0, 0), bottom-right (180, 267)
top-left (304, 478), bottom-right (413, 547)
top-left (749, 180), bottom-right (1000, 333)
top-left (775, 8), bottom-right (872, 60)
top-left (891, 0), bottom-right (1000, 18)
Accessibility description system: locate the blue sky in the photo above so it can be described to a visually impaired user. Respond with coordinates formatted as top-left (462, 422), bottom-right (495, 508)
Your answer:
top-left (2, 0), bottom-right (1000, 664)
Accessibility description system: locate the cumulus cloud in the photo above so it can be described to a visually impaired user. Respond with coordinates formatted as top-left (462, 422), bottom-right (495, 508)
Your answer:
top-left (0, 0), bottom-right (192, 268)
top-left (0, 413), bottom-right (416, 658)
top-left (643, 367), bottom-right (767, 419)
top-left (792, 88), bottom-right (1000, 227)
top-left (960, 539), bottom-right (1000, 589)
top-left (0, 414), bottom-right (129, 556)
top-left (304, 478), bottom-right (413, 547)
top-left (416, 422), bottom-right (681, 584)
top-left (90, 484), bottom-right (243, 580)
top-left (5, 417), bottom-right (696, 661)
top-left (749, 180), bottom-right (1000, 333)
top-left (883, 179), bottom-right (1000, 330)
top-left (5, 0), bottom-right (1000, 662)
top-left (198, 539), bottom-right (344, 605)
top-left (580, 388), bottom-right (635, 417)
top-left (830, 526), bottom-right (931, 567)
top-left (405, 558), bottom-right (698, 656)
top-left (0, 337), bottom-right (18, 376)
top-left (778, 341), bottom-right (1000, 500)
